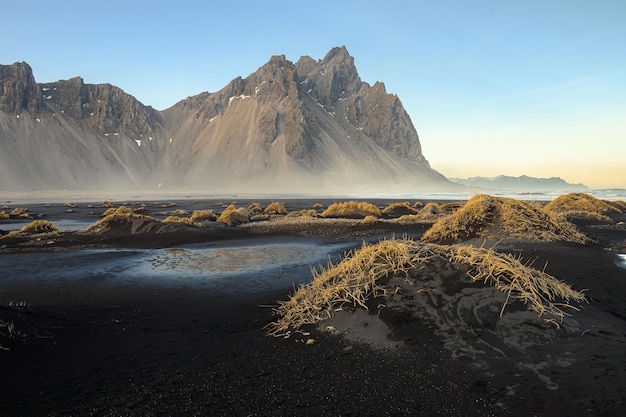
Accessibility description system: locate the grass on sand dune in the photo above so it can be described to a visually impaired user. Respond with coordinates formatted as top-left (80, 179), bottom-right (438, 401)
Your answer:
top-left (421, 194), bottom-right (588, 244)
top-left (20, 220), bottom-right (58, 234)
top-left (286, 209), bottom-right (319, 218)
top-left (163, 210), bottom-right (218, 225)
top-left (0, 220), bottom-right (59, 240)
top-left (189, 210), bottom-right (218, 223)
top-left (217, 205), bottom-right (250, 226)
top-left (247, 202), bottom-right (263, 214)
top-left (266, 238), bottom-right (586, 338)
top-left (381, 202), bottom-right (418, 217)
top-left (321, 201), bottom-right (381, 219)
top-left (361, 215), bottom-right (378, 225)
top-left (9, 208), bottom-right (29, 218)
top-left (85, 206), bottom-right (153, 233)
top-left (545, 193), bottom-right (624, 221)
top-left (264, 202), bottom-right (288, 215)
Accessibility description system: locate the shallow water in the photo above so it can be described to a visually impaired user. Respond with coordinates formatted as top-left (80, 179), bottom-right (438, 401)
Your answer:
top-left (617, 254), bottom-right (626, 270)
top-left (1, 219), bottom-right (92, 231)
top-left (0, 238), bottom-right (356, 303)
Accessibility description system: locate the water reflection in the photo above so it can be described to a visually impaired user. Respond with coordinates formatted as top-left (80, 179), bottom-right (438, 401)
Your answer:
top-left (617, 254), bottom-right (626, 270)
top-left (147, 243), bottom-right (332, 276)
top-left (0, 239), bottom-right (355, 295)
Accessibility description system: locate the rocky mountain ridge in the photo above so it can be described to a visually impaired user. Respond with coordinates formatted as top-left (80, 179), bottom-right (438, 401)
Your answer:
top-left (0, 47), bottom-right (458, 193)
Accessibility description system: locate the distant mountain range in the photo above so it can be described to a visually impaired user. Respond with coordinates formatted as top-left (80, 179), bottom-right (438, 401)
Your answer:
top-left (450, 175), bottom-right (589, 193)
top-left (0, 46), bottom-right (460, 194)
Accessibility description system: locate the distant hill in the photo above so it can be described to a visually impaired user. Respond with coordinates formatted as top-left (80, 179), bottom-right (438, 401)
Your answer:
top-left (450, 175), bottom-right (589, 193)
top-left (0, 47), bottom-right (460, 194)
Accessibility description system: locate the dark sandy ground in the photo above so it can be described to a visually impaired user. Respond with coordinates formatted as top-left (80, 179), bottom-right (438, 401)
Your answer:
top-left (0, 198), bottom-right (625, 416)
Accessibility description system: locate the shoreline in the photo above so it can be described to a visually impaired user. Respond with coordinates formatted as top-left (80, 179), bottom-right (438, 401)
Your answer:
top-left (1, 197), bottom-right (625, 416)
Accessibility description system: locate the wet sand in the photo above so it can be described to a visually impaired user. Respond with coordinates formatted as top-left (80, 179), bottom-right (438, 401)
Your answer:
top-left (1, 198), bottom-right (625, 416)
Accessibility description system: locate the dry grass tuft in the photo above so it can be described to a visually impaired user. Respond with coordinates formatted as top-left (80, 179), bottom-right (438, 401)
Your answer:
top-left (611, 200), bottom-right (626, 211)
top-left (418, 202), bottom-right (441, 216)
top-left (100, 201), bottom-right (114, 208)
top-left (85, 206), bottom-right (152, 233)
top-left (162, 216), bottom-right (189, 224)
top-left (9, 208), bottom-right (29, 218)
top-left (545, 193), bottom-right (623, 221)
top-left (361, 215), bottom-right (378, 225)
top-left (312, 203), bottom-right (324, 210)
top-left (189, 209), bottom-right (217, 223)
top-left (217, 205), bottom-right (250, 226)
top-left (421, 194), bottom-right (588, 244)
top-left (382, 202), bottom-right (418, 217)
top-left (443, 243), bottom-right (587, 327)
top-left (64, 202), bottom-right (77, 208)
top-left (247, 202), bottom-right (263, 214)
top-left (286, 209), bottom-right (319, 218)
top-left (264, 202), bottom-right (288, 215)
top-left (266, 238), bottom-right (586, 337)
top-left (321, 201), bottom-right (381, 219)
top-left (392, 214), bottom-right (436, 225)
top-left (0, 211), bottom-right (8, 220)
top-left (20, 220), bottom-right (58, 234)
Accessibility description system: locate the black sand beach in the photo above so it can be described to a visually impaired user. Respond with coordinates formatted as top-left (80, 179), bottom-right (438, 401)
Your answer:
top-left (1, 197), bottom-right (625, 416)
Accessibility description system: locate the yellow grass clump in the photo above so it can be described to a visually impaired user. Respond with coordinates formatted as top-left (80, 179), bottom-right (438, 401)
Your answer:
top-left (163, 210), bottom-right (217, 225)
top-left (418, 202), bottom-right (441, 216)
top-left (20, 220), bottom-right (58, 234)
top-left (85, 206), bottom-right (153, 233)
top-left (1, 220), bottom-right (59, 239)
top-left (0, 211), bottom-right (8, 220)
top-left (286, 209), bottom-right (319, 218)
top-left (64, 202), bottom-right (77, 208)
top-left (312, 203), bottom-right (324, 210)
top-left (266, 238), bottom-right (586, 337)
top-left (361, 215), bottom-right (378, 225)
top-left (264, 202), bottom-right (288, 215)
top-left (162, 216), bottom-right (189, 224)
top-left (545, 193), bottom-right (623, 221)
top-left (321, 201), bottom-right (381, 219)
top-left (217, 205), bottom-right (250, 226)
top-left (421, 194), bottom-right (588, 244)
top-left (9, 208), bottom-right (29, 218)
top-left (247, 202), bottom-right (263, 214)
top-left (391, 214), bottom-right (436, 225)
top-left (382, 202), bottom-right (418, 217)
top-left (188, 209), bottom-right (217, 223)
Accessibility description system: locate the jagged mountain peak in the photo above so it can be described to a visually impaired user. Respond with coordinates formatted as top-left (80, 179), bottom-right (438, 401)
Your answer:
top-left (0, 61), bottom-right (40, 114)
top-left (1, 48), bottom-right (458, 193)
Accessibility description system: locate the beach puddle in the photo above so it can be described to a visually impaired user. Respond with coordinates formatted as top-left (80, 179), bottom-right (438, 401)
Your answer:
top-left (617, 254), bottom-right (626, 270)
top-left (0, 239), bottom-right (355, 298)
top-left (147, 243), bottom-right (318, 276)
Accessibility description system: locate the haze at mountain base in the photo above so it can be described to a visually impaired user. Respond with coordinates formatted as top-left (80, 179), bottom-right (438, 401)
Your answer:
top-left (0, 48), bottom-right (459, 194)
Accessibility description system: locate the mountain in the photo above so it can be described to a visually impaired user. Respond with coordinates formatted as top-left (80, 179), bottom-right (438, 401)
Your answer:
top-left (0, 47), bottom-right (458, 194)
top-left (450, 175), bottom-right (589, 193)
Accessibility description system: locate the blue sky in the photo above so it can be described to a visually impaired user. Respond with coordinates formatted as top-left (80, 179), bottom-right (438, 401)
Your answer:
top-left (3, 0), bottom-right (625, 188)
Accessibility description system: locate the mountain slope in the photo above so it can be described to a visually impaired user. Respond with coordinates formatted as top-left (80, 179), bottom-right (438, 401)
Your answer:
top-left (0, 62), bottom-right (168, 191)
top-left (161, 46), bottom-right (453, 193)
top-left (1, 48), bottom-right (459, 194)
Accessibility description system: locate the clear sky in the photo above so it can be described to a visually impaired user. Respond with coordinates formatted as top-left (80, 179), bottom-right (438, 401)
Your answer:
top-left (3, 0), bottom-right (625, 188)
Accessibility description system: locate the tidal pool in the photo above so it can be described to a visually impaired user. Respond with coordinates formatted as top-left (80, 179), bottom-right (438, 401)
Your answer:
top-left (0, 238), bottom-right (357, 303)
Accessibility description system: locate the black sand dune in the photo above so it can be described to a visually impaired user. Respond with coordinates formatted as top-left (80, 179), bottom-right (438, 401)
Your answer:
top-left (1, 197), bottom-right (625, 416)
